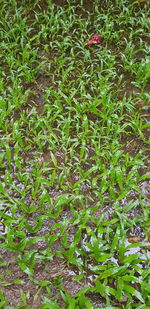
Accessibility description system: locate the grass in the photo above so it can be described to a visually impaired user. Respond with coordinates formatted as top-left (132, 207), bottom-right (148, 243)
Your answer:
top-left (0, 0), bottom-right (150, 308)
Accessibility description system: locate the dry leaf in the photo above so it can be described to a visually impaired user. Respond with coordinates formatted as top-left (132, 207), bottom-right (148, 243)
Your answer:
top-left (128, 236), bottom-right (143, 243)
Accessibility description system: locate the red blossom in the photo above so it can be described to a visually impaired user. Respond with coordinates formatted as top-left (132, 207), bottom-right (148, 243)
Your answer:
top-left (86, 34), bottom-right (103, 45)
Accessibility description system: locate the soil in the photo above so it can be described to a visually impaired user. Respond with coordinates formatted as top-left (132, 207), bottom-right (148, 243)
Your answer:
top-left (0, 0), bottom-right (150, 308)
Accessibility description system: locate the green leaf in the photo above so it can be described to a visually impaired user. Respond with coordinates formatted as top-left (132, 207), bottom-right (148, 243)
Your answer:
top-left (94, 279), bottom-right (105, 297)
top-left (123, 254), bottom-right (141, 263)
top-left (39, 280), bottom-right (51, 287)
top-left (13, 279), bottom-right (25, 284)
top-left (102, 218), bottom-right (119, 226)
top-left (140, 173), bottom-right (150, 181)
top-left (123, 284), bottom-right (145, 303)
top-left (0, 301), bottom-right (9, 308)
top-left (42, 297), bottom-right (62, 309)
top-left (121, 275), bottom-right (141, 283)
top-left (110, 227), bottom-right (120, 252)
top-left (50, 152), bottom-right (57, 167)
top-left (99, 266), bottom-right (127, 279)
top-left (116, 277), bottom-right (124, 300)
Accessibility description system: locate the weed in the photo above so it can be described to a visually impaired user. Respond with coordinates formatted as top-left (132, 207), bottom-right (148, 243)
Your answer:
top-left (0, 0), bottom-right (150, 308)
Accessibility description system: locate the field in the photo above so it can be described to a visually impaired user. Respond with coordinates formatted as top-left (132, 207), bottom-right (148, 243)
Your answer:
top-left (0, 0), bottom-right (150, 308)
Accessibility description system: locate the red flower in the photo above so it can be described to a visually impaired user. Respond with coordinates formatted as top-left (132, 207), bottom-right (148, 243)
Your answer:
top-left (86, 34), bottom-right (103, 45)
